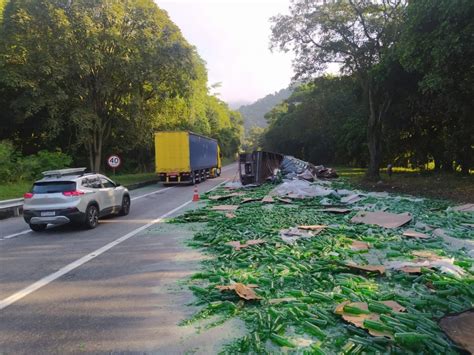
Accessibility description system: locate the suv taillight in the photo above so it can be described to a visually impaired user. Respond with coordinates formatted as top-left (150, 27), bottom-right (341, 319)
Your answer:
top-left (62, 190), bottom-right (84, 197)
top-left (24, 192), bottom-right (34, 199)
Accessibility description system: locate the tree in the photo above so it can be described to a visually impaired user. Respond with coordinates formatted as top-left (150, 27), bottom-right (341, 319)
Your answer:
top-left (399, 0), bottom-right (474, 174)
top-left (271, 0), bottom-right (406, 179)
top-left (262, 76), bottom-right (366, 165)
top-left (0, 0), bottom-right (196, 171)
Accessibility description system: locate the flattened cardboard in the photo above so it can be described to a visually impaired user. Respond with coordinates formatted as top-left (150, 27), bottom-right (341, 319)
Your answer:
top-left (335, 301), bottom-right (405, 339)
top-left (402, 229), bottom-right (431, 239)
top-left (350, 240), bottom-right (370, 251)
top-left (452, 204), bottom-right (474, 212)
top-left (216, 283), bottom-right (262, 300)
top-left (211, 205), bottom-right (239, 212)
top-left (351, 211), bottom-right (412, 229)
top-left (261, 196), bottom-right (275, 203)
top-left (439, 310), bottom-right (474, 353)
top-left (208, 192), bottom-right (245, 201)
top-left (345, 261), bottom-right (385, 274)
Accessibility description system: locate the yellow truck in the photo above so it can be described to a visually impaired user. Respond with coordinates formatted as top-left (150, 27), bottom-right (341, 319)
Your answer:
top-left (154, 131), bottom-right (222, 184)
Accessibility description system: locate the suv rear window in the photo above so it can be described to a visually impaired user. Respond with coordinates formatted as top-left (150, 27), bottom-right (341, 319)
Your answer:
top-left (32, 181), bottom-right (77, 194)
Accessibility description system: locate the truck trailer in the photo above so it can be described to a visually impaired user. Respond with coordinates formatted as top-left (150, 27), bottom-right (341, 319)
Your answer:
top-left (154, 131), bottom-right (222, 184)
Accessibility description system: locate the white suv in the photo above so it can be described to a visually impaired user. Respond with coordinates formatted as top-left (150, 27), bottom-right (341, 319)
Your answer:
top-left (23, 168), bottom-right (131, 231)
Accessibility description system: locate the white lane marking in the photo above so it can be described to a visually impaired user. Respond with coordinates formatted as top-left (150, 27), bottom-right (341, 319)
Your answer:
top-left (0, 178), bottom-right (229, 311)
top-left (1, 229), bottom-right (31, 240)
top-left (131, 186), bottom-right (174, 201)
top-left (0, 186), bottom-right (173, 241)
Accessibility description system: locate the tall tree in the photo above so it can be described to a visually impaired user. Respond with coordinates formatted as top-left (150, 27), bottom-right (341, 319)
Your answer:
top-left (0, 0), bottom-right (196, 171)
top-left (399, 0), bottom-right (474, 174)
top-left (271, 0), bottom-right (406, 179)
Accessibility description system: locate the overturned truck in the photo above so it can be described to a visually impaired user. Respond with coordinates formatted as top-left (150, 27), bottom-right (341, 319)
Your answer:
top-left (239, 151), bottom-right (338, 185)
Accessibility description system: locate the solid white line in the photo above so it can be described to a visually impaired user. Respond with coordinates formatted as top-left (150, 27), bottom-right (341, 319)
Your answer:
top-left (131, 186), bottom-right (175, 201)
top-left (0, 186), bottom-right (173, 241)
top-left (1, 229), bottom-right (31, 240)
top-left (0, 178), bottom-right (229, 311)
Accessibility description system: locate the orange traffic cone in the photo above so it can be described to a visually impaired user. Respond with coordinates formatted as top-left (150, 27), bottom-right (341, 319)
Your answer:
top-left (192, 185), bottom-right (200, 202)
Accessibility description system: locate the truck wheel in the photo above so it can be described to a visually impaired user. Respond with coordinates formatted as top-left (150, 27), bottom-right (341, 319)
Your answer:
top-left (216, 168), bottom-right (221, 177)
top-left (201, 170), bottom-right (207, 181)
top-left (191, 172), bottom-right (196, 185)
top-left (29, 223), bottom-right (47, 232)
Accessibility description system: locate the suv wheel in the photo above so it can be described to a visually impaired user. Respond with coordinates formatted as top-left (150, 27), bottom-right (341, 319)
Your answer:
top-left (119, 195), bottom-right (131, 216)
top-left (84, 204), bottom-right (99, 229)
top-left (29, 223), bottom-right (47, 232)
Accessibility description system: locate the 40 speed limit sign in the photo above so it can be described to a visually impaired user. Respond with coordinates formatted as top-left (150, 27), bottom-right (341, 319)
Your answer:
top-left (107, 155), bottom-right (121, 169)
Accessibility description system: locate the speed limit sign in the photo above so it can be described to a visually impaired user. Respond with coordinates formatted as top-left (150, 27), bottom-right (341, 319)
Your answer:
top-left (107, 155), bottom-right (121, 169)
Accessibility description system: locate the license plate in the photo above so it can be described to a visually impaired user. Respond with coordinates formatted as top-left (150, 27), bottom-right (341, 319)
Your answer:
top-left (41, 211), bottom-right (55, 217)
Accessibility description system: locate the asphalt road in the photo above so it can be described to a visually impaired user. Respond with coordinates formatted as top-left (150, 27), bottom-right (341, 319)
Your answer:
top-left (0, 164), bottom-right (240, 354)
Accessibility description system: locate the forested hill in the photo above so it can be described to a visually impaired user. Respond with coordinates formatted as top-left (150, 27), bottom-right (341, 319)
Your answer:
top-left (238, 88), bottom-right (292, 130)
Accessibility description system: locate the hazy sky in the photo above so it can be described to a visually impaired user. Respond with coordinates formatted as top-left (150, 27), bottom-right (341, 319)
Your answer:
top-left (157, 0), bottom-right (294, 105)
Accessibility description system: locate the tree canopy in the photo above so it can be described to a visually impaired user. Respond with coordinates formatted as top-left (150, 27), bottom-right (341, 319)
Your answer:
top-left (267, 0), bottom-right (472, 176)
top-left (0, 0), bottom-right (242, 172)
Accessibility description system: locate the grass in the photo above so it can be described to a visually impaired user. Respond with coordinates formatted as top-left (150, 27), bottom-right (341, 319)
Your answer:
top-left (335, 166), bottom-right (474, 203)
top-left (0, 181), bottom-right (34, 200)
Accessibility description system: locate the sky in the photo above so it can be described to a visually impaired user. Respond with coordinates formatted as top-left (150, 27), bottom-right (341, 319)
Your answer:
top-left (157, 0), bottom-right (294, 106)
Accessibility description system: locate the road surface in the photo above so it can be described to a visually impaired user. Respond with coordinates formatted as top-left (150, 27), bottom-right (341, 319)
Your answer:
top-left (0, 164), bottom-right (241, 354)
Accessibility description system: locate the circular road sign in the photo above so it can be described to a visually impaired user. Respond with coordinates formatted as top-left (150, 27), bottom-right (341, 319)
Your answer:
top-left (107, 155), bottom-right (121, 169)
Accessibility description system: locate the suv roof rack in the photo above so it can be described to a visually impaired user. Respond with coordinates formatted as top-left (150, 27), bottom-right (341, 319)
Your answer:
top-left (42, 167), bottom-right (88, 178)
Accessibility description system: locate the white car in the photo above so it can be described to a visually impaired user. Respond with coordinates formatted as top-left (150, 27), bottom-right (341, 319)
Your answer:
top-left (23, 168), bottom-right (131, 231)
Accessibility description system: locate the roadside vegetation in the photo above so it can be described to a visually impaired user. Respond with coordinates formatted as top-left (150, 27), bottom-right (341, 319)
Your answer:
top-left (0, 0), bottom-right (243, 175)
top-left (249, 0), bottom-right (473, 179)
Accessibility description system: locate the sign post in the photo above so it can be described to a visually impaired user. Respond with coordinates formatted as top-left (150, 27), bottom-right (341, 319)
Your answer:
top-left (107, 155), bottom-right (121, 176)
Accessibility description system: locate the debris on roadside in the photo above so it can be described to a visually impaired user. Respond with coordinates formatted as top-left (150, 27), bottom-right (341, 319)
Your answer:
top-left (272, 179), bottom-right (336, 198)
top-left (402, 229), bottom-right (431, 239)
top-left (344, 261), bottom-right (385, 275)
top-left (439, 310), bottom-right (474, 353)
top-left (451, 204), bottom-right (474, 212)
top-left (341, 194), bottom-right (363, 204)
top-left (261, 196), bottom-right (275, 203)
top-left (208, 192), bottom-right (245, 201)
top-left (226, 239), bottom-right (265, 251)
top-left (211, 205), bottom-right (239, 212)
top-left (173, 156), bottom-right (473, 353)
top-left (279, 227), bottom-right (319, 244)
top-left (240, 197), bottom-right (261, 204)
top-left (216, 283), bottom-right (262, 300)
top-left (351, 211), bottom-right (412, 228)
top-left (335, 300), bottom-right (406, 338)
top-left (350, 240), bottom-right (370, 250)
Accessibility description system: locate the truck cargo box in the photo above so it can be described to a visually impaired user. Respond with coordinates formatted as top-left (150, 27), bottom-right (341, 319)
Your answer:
top-left (154, 131), bottom-right (219, 183)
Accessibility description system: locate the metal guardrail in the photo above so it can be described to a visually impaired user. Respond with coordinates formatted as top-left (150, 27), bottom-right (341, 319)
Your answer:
top-left (0, 198), bottom-right (24, 217)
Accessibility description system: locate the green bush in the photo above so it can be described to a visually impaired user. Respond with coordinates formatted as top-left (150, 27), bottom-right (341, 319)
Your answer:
top-left (0, 141), bottom-right (18, 182)
top-left (0, 140), bottom-right (73, 183)
top-left (18, 150), bottom-right (73, 180)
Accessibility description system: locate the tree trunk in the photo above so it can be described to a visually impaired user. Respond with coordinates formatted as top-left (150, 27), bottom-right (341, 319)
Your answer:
top-left (366, 87), bottom-right (382, 180)
top-left (93, 134), bottom-right (102, 173)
